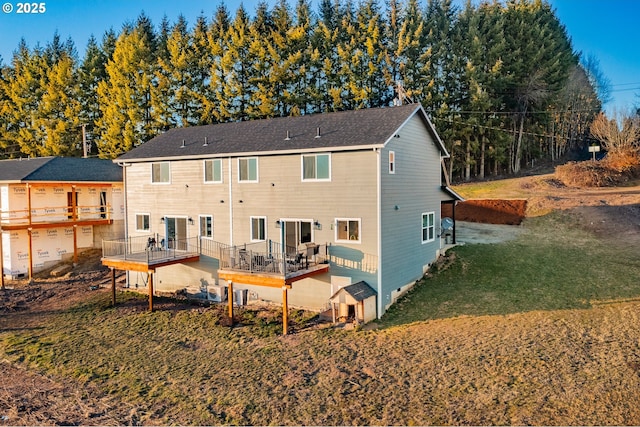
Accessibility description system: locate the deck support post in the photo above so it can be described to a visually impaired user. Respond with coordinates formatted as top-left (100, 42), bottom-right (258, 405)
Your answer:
top-left (0, 226), bottom-right (4, 290)
top-left (72, 225), bottom-right (78, 266)
top-left (282, 286), bottom-right (289, 335)
top-left (111, 268), bottom-right (116, 306)
top-left (227, 280), bottom-right (234, 325)
top-left (148, 271), bottom-right (154, 312)
top-left (452, 201), bottom-right (457, 244)
top-left (332, 302), bottom-right (336, 324)
top-left (27, 228), bottom-right (33, 283)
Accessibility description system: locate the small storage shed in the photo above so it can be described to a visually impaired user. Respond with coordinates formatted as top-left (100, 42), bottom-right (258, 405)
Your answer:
top-left (329, 281), bottom-right (377, 324)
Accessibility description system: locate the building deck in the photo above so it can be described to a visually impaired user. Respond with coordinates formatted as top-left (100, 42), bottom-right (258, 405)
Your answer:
top-left (218, 262), bottom-right (330, 288)
top-left (101, 249), bottom-right (200, 272)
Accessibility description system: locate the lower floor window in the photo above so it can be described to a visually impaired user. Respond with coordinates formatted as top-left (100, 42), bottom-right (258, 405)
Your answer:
top-left (336, 218), bottom-right (360, 243)
top-left (251, 216), bottom-right (266, 241)
top-left (422, 212), bottom-right (435, 243)
top-left (136, 213), bottom-right (150, 231)
top-left (199, 215), bottom-right (213, 238)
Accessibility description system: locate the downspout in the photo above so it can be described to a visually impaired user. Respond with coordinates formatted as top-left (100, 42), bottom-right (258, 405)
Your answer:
top-left (121, 163), bottom-right (130, 288)
top-left (375, 147), bottom-right (383, 319)
top-left (228, 157), bottom-right (233, 246)
top-left (27, 183), bottom-right (33, 282)
top-left (0, 223), bottom-right (4, 290)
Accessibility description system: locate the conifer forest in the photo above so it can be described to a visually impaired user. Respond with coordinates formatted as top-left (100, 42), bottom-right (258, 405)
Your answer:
top-left (0, 0), bottom-right (604, 181)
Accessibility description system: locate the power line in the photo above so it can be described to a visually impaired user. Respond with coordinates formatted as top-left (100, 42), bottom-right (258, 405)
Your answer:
top-left (609, 81), bottom-right (640, 87)
top-left (425, 107), bottom-right (602, 115)
top-left (432, 116), bottom-right (589, 142)
top-left (609, 87), bottom-right (640, 93)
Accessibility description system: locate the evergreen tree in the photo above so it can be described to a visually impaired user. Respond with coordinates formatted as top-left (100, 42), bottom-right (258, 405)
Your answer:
top-left (246, 2), bottom-right (277, 118)
top-left (34, 53), bottom-right (82, 156)
top-left (96, 29), bottom-right (155, 158)
top-left (101, 28), bottom-right (118, 61)
top-left (353, 0), bottom-right (390, 108)
top-left (78, 35), bottom-right (108, 152)
top-left (502, 0), bottom-right (575, 172)
top-left (394, 0), bottom-right (425, 102)
top-left (153, 15), bottom-right (197, 128)
top-left (270, 0), bottom-right (296, 115)
top-left (204, 4), bottom-right (232, 123)
top-left (0, 61), bottom-right (18, 157)
top-left (4, 41), bottom-right (47, 157)
top-left (224, 6), bottom-right (253, 120)
top-left (191, 14), bottom-right (212, 124)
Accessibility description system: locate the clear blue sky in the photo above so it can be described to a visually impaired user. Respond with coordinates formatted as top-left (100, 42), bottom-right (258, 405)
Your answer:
top-left (0, 0), bottom-right (638, 115)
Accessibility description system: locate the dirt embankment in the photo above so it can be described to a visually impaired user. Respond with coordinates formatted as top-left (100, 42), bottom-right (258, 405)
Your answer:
top-left (442, 199), bottom-right (527, 225)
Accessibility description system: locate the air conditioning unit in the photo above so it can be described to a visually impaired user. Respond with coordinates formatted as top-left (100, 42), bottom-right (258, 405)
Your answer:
top-left (235, 289), bottom-right (248, 306)
top-left (208, 285), bottom-right (227, 302)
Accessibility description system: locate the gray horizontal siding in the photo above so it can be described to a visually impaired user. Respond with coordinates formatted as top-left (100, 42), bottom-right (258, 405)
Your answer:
top-left (380, 113), bottom-right (443, 312)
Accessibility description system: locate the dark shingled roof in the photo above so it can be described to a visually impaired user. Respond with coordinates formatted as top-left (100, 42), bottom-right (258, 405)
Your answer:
top-left (117, 104), bottom-right (443, 161)
top-left (0, 157), bottom-right (122, 183)
top-left (331, 281), bottom-right (377, 302)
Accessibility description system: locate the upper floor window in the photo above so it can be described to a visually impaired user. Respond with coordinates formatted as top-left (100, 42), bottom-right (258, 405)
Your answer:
top-left (136, 213), bottom-right (150, 232)
top-left (389, 151), bottom-right (395, 174)
top-left (335, 218), bottom-right (361, 243)
top-left (204, 159), bottom-right (222, 183)
top-left (422, 212), bottom-right (435, 243)
top-left (199, 215), bottom-right (213, 239)
top-left (239, 157), bottom-right (258, 182)
top-left (151, 162), bottom-right (170, 183)
top-left (302, 153), bottom-right (330, 181)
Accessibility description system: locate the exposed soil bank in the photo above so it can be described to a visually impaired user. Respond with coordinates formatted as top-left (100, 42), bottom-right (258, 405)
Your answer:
top-left (442, 199), bottom-right (527, 225)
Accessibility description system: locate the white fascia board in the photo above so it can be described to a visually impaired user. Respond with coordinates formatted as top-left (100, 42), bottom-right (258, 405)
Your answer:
top-left (114, 144), bottom-right (384, 164)
top-left (382, 104), bottom-right (450, 157)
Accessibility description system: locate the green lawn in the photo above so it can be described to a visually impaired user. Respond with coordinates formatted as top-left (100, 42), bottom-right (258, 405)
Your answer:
top-left (381, 211), bottom-right (640, 327)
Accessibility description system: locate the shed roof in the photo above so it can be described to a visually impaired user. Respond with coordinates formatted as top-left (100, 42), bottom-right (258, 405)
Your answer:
top-left (117, 104), bottom-right (447, 162)
top-left (0, 157), bottom-right (122, 183)
top-left (330, 281), bottom-right (377, 302)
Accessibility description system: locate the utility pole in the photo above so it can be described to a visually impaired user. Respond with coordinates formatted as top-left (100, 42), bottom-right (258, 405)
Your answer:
top-left (82, 124), bottom-right (88, 158)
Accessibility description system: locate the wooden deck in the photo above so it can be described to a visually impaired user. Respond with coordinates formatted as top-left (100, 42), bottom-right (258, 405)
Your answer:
top-left (218, 262), bottom-right (330, 288)
top-left (101, 249), bottom-right (200, 272)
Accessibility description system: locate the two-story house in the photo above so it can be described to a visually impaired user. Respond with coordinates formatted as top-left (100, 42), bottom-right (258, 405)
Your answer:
top-left (1, 157), bottom-right (124, 284)
top-left (101, 104), bottom-right (459, 326)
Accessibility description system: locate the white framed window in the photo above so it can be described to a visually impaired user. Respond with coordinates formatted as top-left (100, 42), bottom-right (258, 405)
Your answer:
top-left (238, 157), bottom-right (258, 182)
top-left (251, 216), bottom-right (266, 241)
top-left (302, 153), bottom-right (331, 181)
top-left (151, 162), bottom-right (170, 183)
top-left (136, 213), bottom-right (150, 231)
top-left (199, 215), bottom-right (213, 239)
top-left (422, 212), bottom-right (435, 243)
top-left (389, 151), bottom-right (395, 174)
top-left (335, 218), bottom-right (361, 243)
top-left (204, 159), bottom-right (222, 183)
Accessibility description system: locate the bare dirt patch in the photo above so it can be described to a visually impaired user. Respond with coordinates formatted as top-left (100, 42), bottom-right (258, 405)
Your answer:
top-left (442, 199), bottom-right (527, 225)
top-left (451, 174), bottom-right (640, 247)
top-left (0, 360), bottom-right (137, 426)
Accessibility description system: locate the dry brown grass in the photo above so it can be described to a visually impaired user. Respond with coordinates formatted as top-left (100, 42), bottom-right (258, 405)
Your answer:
top-left (4, 293), bottom-right (640, 425)
top-left (555, 151), bottom-right (640, 187)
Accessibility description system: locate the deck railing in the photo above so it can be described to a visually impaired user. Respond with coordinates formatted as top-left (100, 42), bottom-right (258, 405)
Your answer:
top-left (1, 204), bottom-right (111, 226)
top-left (102, 234), bottom-right (200, 263)
top-left (219, 240), bottom-right (328, 275)
top-left (101, 235), bottom-right (329, 274)
top-left (200, 239), bottom-right (231, 259)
